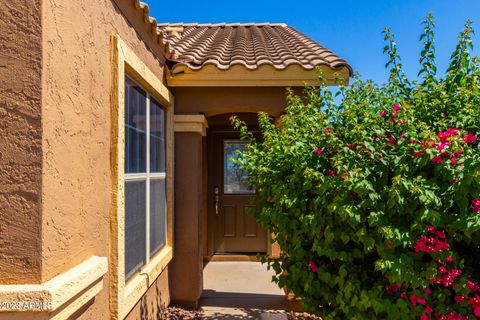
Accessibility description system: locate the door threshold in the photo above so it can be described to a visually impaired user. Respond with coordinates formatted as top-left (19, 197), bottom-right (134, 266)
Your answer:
top-left (204, 253), bottom-right (265, 262)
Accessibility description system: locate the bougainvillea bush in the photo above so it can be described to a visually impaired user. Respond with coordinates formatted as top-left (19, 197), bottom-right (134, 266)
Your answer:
top-left (232, 15), bottom-right (480, 319)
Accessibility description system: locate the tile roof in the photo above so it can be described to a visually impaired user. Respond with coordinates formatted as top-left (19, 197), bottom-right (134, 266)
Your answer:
top-left (158, 23), bottom-right (352, 75)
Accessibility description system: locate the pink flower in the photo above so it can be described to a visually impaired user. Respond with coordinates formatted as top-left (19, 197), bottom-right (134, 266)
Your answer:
top-left (437, 142), bottom-right (449, 151)
top-left (454, 295), bottom-right (465, 303)
top-left (472, 199), bottom-right (480, 213)
top-left (424, 288), bottom-right (432, 295)
top-left (467, 280), bottom-right (479, 292)
top-left (326, 169), bottom-right (337, 177)
top-left (432, 155), bottom-right (443, 163)
top-left (410, 139), bottom-right (416, 144)
top-left (313, 148), bottom-right (324, 154)
top-left (425, 306), bottom-right (433, 313)
top-left (393, 283), bottom-right (401, 293)
top-left (433, 229), bottom-right (446, 239)
top-left (413, 151), bottom-right (424, 157)
top-left (380, 111), bottom-right (387, 118)
top-left (428, 226), bottom-right (435, 232)
top-left (449, 269), bottom-right (462, 278)
top-left (399, 134), bottom-right (405, 139)
top-left (439, 266), bottom-right (448, 274)
top-left (417, 297), bottom-right (427, 306)
top-left (392, 111), bottom-right (398, 117)
top-left (420, 314), bottom-right (430, 320)
top-left (446, 256), bottom-right (453, 263)
top-left (410, 294), bottom-right (418, 306)
top-left (450, 156), bottom-right (457, 164)
top-left (385, 284), bottom-right (391, 294)
top-left (463, 133), bottom-right (477, 144)
top-left (454, 150), bottom-right (463, 157)
top-left (393, 104), bottom-right (400, 111)
top-left (308, 260), bottom-right (318, 273)
top-left (400, 292), bottom-right (407, 298)
top-left (388, 135), bottom-right (396, 145)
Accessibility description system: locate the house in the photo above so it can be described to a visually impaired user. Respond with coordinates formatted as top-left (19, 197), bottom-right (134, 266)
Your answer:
top-left (0, 0), bottom-right (352, 319)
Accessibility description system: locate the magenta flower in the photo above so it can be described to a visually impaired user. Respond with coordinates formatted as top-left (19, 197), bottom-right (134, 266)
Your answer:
top-left (379, 111), bottom-right (387, 118)
top-left (410, 294), bottom-right (418, 306)
top-left (431, 155), bottom-right (443, 164)
top-left (454, 295), bottom-right (466, 303)
top-left (308, 260), bottom-right (318, 273)
top-left (313, 148), bottom-right (324, 155)
top-left (446, 256), bottom-right (453, 263)
top-left (326, 168), bottom-right (337, 177)
top-left (413, 151), bottom-right (424, 157)
top-left (393, 104), bottom-right (400, 111)
top-left (420, 314), bottom-right (430, 320)
top-left (463, 133), bottom-right (477, 144)
top-left (467, 280), bottom-right (479, 292)
top-left (437, 142), bottom-right (449, 151)
top-left (424, 288), bottom-right (432, 295)
top-left (471, 199), bottom-right (480, 213)
top-left (385, 284), bottom-right (391, 295)
top-left (425, 306), bottom-right (433, 313)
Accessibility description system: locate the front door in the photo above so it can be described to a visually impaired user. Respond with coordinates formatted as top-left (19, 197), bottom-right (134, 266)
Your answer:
top-left (209, 130), bottom-right (267, 254)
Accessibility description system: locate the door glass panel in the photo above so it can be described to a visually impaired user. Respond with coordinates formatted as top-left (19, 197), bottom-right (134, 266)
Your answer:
top-left (223, 141), bottom-right (255, 194)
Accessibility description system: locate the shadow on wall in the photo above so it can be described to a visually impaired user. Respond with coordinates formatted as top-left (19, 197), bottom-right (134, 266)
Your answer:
top-left (139, 284), bottom-right (168, 319)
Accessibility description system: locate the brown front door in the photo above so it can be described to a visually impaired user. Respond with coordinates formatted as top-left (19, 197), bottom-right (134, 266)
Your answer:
top-left (209, 130), bottom-right (267, 253)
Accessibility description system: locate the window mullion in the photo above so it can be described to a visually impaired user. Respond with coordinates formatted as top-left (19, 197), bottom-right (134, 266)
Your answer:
top-left (145, 93), bottom-right (151, 264)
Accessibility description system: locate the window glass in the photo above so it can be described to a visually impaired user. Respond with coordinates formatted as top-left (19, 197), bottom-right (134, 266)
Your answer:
top-left (124, 76), bottom-right (167, 282)
top-left (150, 98), bottom-right (165, 173)
top-left (125, 77), bottom-right (147, 174)
top-left (224, 141), bottom-right (255, 194)
top-left (150, 179), bottom-right (166, 257)
top-left (125, 180), bottom-right (146, 280)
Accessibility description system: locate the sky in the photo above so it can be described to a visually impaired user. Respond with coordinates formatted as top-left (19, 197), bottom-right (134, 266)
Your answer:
top-left (147, 0), bottom-right (480, 84)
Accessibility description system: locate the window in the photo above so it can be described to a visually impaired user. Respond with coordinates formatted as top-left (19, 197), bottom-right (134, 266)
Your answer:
top-left (124, 76), bottom-right (167, 281)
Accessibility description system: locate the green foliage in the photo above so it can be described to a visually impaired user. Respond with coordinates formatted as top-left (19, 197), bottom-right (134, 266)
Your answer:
top-left (232, 15), bottom-right (480, 319)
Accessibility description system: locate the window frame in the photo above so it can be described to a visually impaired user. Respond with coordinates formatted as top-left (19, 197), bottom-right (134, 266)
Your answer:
top-left (110, 35), bottom-right (174, 319)
top-left (124, 76), bottom-right (167, 281)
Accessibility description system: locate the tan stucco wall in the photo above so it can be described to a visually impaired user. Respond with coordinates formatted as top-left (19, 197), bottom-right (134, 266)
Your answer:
top-left (0, 0), bottom-right (43, 284)
top-left (124, 268), bottom-right (170, 320)
top-left (172, 87), bottom-right (289, 117)
top-left (38, 0), bottom-right (168, 318)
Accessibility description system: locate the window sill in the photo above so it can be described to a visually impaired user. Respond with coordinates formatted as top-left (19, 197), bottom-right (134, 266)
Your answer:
top-left (121, 245), bottom-right (172, 318)
top-left (0, 256), bottom-right (107, 318)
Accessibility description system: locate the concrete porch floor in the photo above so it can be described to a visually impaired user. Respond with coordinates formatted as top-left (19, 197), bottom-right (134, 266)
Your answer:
top-left (200, 261), bottom-right (288, 319)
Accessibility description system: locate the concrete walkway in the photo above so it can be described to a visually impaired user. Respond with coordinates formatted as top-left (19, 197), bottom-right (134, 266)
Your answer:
top-left (200, 261), bottom-right (288, 319)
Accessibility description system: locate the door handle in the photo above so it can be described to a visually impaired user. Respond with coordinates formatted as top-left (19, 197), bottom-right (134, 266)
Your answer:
top-left (214, 195), bottom-right (219, 215)
top-left (214, 187), bottom-right (219, 215)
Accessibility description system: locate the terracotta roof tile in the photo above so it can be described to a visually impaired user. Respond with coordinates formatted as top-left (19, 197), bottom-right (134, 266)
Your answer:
top-left (158, 23), bottom-right (352, 75)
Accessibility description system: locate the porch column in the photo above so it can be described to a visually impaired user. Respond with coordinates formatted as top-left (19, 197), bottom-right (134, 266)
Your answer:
top-left (170, 115), bottom-right (208, 307)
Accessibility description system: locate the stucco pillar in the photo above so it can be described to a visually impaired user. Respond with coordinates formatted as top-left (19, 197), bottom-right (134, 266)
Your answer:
top-left (0, 0), bottom-right (43, 284)
top-left (170, 115), bottom-right (208, 307)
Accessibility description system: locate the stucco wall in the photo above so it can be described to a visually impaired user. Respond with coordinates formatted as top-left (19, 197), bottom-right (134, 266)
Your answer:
top-left (0, 0), bottom-right (43, 284)
top-left (40, 0), bottom-right (168, 318)
top-left (171, 87), bottom-right (289, 117)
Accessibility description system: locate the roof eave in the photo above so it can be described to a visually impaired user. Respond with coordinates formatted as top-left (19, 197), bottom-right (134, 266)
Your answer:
top-left (166, 64), bottom-right (350, 87)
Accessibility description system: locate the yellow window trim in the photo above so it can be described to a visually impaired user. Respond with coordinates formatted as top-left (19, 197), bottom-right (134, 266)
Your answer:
top-left (110, 34), bottom-right (174, 320)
